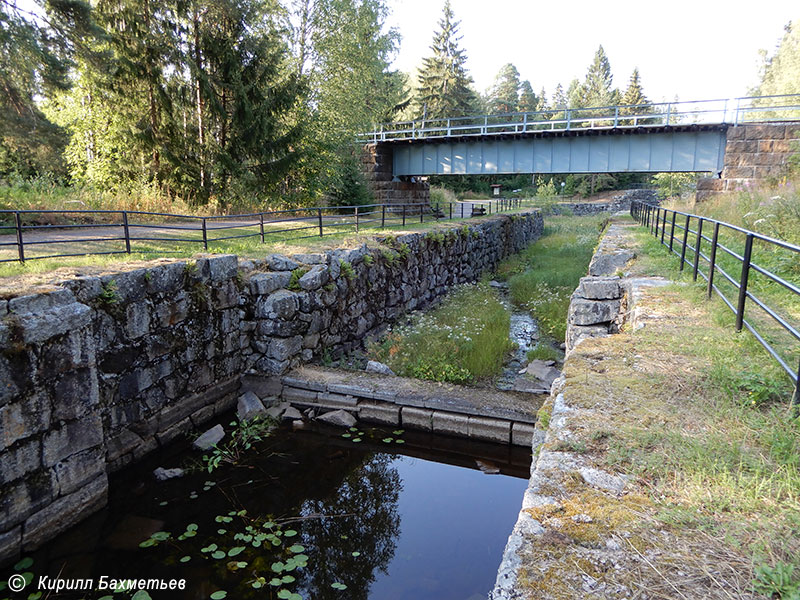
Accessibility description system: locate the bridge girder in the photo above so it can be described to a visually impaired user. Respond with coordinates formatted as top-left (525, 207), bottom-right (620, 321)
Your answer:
top-left (388, 125), bottom-right (727, 177)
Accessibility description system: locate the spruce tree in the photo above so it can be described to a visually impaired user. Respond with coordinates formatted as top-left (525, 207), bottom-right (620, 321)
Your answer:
top-left (621, 68), bottom-right (649, 112)
top-left (415, 0), bottom-right (479, 120)
top-left (582, 45), bottom-right (614, 108)
top-left (518, 80), bottom-right (538, 112)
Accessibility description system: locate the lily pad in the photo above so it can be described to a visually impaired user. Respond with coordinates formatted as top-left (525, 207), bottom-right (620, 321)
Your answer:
top-left (14, 557), bottom-right (33, 571)
top-left (210, 591), bottom-right (227, 599)
top-left (228, 546), bottom-right (246, 557)
top-left (179, 556), bottom-right (192, 563)
top-left (331, 582), bottom-right (348, 590)
top-left (289, 544), bottom-right (305, 553)
top-left (212, 551), bottom-right (226, 560)
top-left (284, 529), bottom-right (298, 537)
top-left (351, 551), bottom-right (361, 557)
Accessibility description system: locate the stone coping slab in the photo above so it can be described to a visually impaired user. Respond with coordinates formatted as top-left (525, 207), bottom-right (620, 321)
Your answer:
top-left (282, 365), bottom-right (542, 425)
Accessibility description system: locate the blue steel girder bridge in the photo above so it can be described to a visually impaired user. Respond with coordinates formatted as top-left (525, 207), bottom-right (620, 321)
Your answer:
top-left (362, 95), bottom-right (800, 178)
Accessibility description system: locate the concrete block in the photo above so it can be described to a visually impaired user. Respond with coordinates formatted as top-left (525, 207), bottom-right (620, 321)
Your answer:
top-left (401, 407), bottom-right (433, 431)
top-left (280, 376), bottom-right (326, 392)
top-left (432, 411), bottom-right (469, 437)
top-left (282, 387), bottom-right (318, 403)
top-left (317, 392), bottom-right (358, 407)
top-left (468, 416), bottom-right (511, 444)
top-left (512, 422), bottom-right (537, 447)
top-left (359, 402), bottom-right (400, 426)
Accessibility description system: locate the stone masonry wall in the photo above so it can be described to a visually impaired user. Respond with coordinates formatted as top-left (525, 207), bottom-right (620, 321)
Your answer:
top-left (361, 143), bottom-right (430, 207)
top-left (697, 122), bottom-right (800, 201)
top-left (0, 211), bottom-right (543, 563)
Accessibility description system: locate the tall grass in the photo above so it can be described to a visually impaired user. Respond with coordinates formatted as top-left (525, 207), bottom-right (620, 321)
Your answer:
top-left (499, 215), bottom-right (607, 341)
top-left (367, 283), bottom-right (513, 383)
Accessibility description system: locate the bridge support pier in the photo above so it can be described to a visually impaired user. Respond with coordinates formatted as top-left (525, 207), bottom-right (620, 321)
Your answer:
top-left (697, 122), bottom-right (800, 201)
top-left (361, 143), bottom-right (429, 210)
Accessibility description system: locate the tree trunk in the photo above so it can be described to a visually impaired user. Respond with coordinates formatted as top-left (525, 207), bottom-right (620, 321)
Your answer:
top-left (193, 5), bottom-right (206, 192)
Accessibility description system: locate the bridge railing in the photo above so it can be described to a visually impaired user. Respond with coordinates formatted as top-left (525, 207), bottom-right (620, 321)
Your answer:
top-left (363, 94), bottom-right (800, 143)
top-left (0, 198), bottom-right (528, 264)
top-left (630, 200), bottom-right (800, 410)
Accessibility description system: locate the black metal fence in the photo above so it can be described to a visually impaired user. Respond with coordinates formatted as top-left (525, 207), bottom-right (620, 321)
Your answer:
top-left (631, 200), bottom-right (800, 408)
top-left (0, 198), bottom-right (524, 264)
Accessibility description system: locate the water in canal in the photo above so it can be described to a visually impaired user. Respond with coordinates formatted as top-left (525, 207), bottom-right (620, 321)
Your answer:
top-left (3, 424), bottom-right (530, 600)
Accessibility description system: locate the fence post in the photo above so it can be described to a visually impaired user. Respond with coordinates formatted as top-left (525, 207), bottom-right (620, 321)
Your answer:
top-left (420, 204), bottom-right (424, 223)
top-left (449, 202), bottom-right (453, 220)
top-left (669, 212), bottom-right (677, 252)
top-left (260, 213), bottom-right (266, 243)
top-left (402, 204), bottom-right (406, 226)
top-left (735, 233), bottom-right (754, 331)
top-left (792, 358), bottom-right (799, 417)
top-left (202, 218), bottom-right (208, 251)
top-left (317, 208), bottom-right (323, 237)
top-left (679, 214), bottom-right (690, 270)
top-left (692, 218), bottom-right (704, 281)
top-left (355, 206), bottom-right (359, 233)
top-left (654, 208), bottom-right (660, 237)
top-left (660, 210), bottom-right (667, 245)
top-left (14, 211), bottom-right (24, 263)
top-left (707, 222), bottom-right (720, 298)
top-left (122, 211), bottom-right (131, 253)
top-left (461, 202), bottom-right (464, 219)
top-left (381, 204), bottom-right (386, 228)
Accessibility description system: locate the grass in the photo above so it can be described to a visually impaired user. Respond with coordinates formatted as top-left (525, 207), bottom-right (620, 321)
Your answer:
top-left (609, 223), bottom-right (799, 597)
top-left (497, 214), bottom-right (608, 343)
top-left (630, 215), bottom-right (800, 398)
top-left (512, 218), bottom-right (799, 598)
top-left (0, 205), bottom-right (532, 281)
top-left (366, 282), bottom-right (513, 384)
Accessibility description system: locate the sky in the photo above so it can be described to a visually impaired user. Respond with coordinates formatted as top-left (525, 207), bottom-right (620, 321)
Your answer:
top-left (384, 0), bottom-right (798, 104)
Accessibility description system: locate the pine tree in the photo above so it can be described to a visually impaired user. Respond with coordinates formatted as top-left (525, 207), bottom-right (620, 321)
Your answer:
top-left (488, 63), bottom-right (520, 114)
top-left (518, 80), bottom-right (538, 112)
top-left (415, 0), bottom-right (479, 120)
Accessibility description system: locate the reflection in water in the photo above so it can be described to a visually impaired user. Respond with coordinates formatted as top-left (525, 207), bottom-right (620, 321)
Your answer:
top-left (3, 426), bottom-right (527, 600)
top-left (299, 454), bottom-right (401, 600)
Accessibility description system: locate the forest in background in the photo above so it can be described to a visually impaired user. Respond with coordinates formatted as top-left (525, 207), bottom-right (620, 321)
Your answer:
top-left (1, 0), bottom-right (798, 211)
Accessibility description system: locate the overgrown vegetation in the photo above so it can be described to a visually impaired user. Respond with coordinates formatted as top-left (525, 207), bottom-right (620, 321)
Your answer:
top-left (202, 417), bottom-right (275, 473)
top-left (612, 225), bottom-right (800, 597)
top-left (497, 215), bottom-right (607, 349)
top-left (642, 188), bottom-right (800, 391)
top-left (367, 282), bottom-right (513, 384)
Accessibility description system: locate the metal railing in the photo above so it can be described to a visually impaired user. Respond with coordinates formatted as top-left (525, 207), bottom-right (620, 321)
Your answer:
top-left (0, 198), bottom-right (525, 264)
top-left (631, 200), bottom-right (800, 409)
top-left (363, 94), bottom-right (800, 143)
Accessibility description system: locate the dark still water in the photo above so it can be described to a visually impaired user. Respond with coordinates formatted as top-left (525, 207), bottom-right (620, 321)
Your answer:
top-left (2, 424), bottom-right (529, 600)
